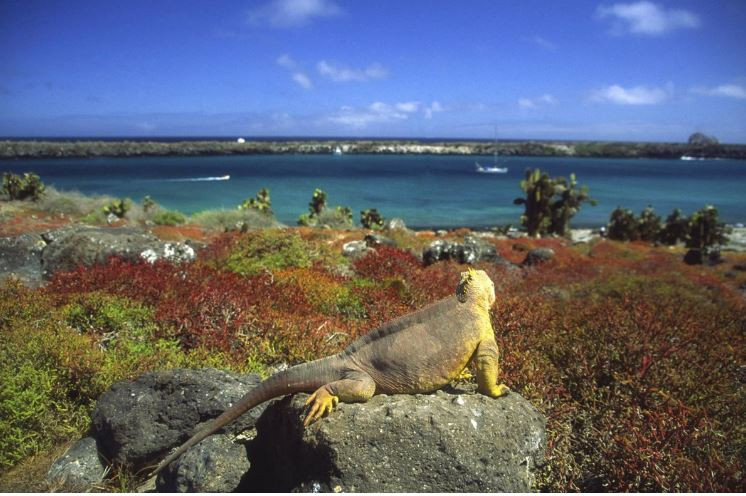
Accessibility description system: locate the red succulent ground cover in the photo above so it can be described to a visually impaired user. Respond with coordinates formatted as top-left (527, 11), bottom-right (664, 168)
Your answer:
top-left (4, 229), bottom-right (745, 491)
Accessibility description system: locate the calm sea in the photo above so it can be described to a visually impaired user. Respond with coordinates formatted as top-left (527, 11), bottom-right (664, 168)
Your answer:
top-left (2, 154), bottom-right (745, 229)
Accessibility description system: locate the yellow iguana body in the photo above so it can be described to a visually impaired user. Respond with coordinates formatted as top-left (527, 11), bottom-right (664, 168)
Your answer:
top-left (152, 268), bottom-right (508, 475)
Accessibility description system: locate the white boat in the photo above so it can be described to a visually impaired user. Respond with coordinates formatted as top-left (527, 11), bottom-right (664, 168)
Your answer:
top-left (333, 146), bottom-right (343, 155)
top-left (475, 126), bottom-right (508, 173)
top-left (217, 175), bottom-right (230, 180)
top-left (680, 155), bottom-right (704, 161)
top-left (475, 163), bottom-right (508, 174)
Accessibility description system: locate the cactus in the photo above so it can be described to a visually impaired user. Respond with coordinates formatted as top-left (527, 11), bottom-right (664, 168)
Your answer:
top-left (142, 195), bottom-right (156, 213)
top-left (686, 205), bottom-right (730, 252)
top-left (2, 171), bottom-right (46, 201)
top-left (514, 169), bottom-right (594, 237)
top-left (360, 208), bottom-right (385, 230)
top-left (102, 199), bottom-right (131, 219)
top-left (607, 207), bottom-right (639, 241)
top-left (549, 173), bottom-right (597, 237)
top-left (239, 188), bottom-right (272, 215)
top-left (658, 208), bottom-right (689, 245)
top-left (637, 205), bottom-right (662, 242)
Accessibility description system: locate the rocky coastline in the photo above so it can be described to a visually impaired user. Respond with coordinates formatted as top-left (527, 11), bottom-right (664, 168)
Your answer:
top-left (3, 138), bottom-right (746, 159)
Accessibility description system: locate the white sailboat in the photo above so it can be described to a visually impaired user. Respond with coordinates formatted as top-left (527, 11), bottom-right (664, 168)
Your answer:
top-left (475, 127), bottom-right (508, 174)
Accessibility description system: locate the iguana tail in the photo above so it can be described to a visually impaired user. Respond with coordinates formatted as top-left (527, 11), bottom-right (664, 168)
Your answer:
top-left (150, 357), bottom-right (339, 476)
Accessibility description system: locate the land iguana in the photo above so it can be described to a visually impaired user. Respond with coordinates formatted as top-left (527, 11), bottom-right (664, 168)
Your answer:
top-left (151, 268), bottom-right (509, 475)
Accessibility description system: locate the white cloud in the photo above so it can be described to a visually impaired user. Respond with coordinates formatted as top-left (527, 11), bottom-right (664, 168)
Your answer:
top-left (591, 84), bottom-right (671, 105)
top-left (692, 83), bottom-right (746, 100)
top-left (276, 53), bottom-right (297, 70)
top-left (526, 35), bottom-right (556, 51)
top-left (316, 60), bottom-right (388, 82)
top-left (292, 72), bottom-right (313, 89)
top-left (276, 53), bottom-right (312, 89)
top-left (424, 101), bottom-right (444, 119)
top-left (248, 0), bottom-right (342, 28)
top-left (596, 1), bottom-right (700, 36)
top-left (326, 101), bottom-right (443, 128)
top-left (518, 94), bottom-right (557, 109)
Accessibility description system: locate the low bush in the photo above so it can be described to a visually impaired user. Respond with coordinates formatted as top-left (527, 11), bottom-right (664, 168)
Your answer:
top-left (1, 172), bottom-right (45, 201)
top-left (223, 229), bottom-right (311, 276)
top-left (190, 208), bottom-right (281, 231)
top-left (360, 208), bottom-right (385, 230)
top-left (152, 210), bottom-right (186, 226)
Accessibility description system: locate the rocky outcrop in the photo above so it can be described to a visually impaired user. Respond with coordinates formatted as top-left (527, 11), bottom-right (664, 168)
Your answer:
top-left (53, 369), bottom-right (547, 492)
top-left (245, 386), bottom-right (545, 492)
top-left (41, 226), bottom-right (195, 277)
top-left (423, 235), bottom-right (512, 266)
top-left (688, 132), bottom-right (719, 146)
top-left (90, 368), bottom-right (262, 467)
top-left (0, 225), bottom-right (196, 285)
top-left (0, 232), bottom-right (46, 286)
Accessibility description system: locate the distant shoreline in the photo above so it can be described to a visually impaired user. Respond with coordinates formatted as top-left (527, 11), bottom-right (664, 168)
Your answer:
top-left (2, 139), bottom-right (746, 160)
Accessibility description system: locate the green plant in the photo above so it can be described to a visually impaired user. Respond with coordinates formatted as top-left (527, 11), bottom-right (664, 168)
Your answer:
top-left (152, 210), bottom-right (186, 226)
top-left (142, 195), bottom-right (156, 213)
top-left (2, 172), bottom-right (46, 201)
top-left (190, 209), bottom-right (279, 231)
top-left (637, 205), bottom-right (662, 242)
top-left (686, 205), bottom-right (730, 252)
top-left (225, 230), bottom-right (312, 276)
top-left (297, 189), bottom-right (353, 228)
top-left (658, 208), bottom-right (689, 245)
top-left (514, 169), bottom-right (594, 237)
top-left (360, 208), bottom-right (385, 230)
top-left (607, 207), bottom-right (640, 241)
top-left (238, 188), bottom-right (272, 215)
top-left (548, 173), bottom-right (596, 236)
top-left (102, 198), bottom-right (131, 219)
top-left (309, 188), bottom-right (327, 216)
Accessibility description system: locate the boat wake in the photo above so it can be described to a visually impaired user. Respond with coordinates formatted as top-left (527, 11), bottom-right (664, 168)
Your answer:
top-left (165, 175), bottom-right (230, 182)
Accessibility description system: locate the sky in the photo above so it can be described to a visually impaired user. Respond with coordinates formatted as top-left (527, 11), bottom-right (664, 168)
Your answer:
top-left (1, 0), bottom-right (746, 142)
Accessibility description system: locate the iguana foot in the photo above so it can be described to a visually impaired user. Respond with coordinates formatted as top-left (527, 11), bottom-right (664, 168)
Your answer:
top-left (304, 388), bottom-right (339, 426)
top-left (480, 383), bottom-right (510, 398)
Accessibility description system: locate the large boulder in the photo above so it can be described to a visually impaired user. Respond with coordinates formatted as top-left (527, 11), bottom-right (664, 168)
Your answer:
top-left (0, 232), bottom-right (46, 286)
top-left (156, 434), bottom-right (251, 492)
top-left (423, 235), bottom-right (508, 266)
top-left (245, 386), bottom-right (546, 492)
top-left (46, 437), bottom-right (107, 492)
top-left (90, 368), bottom-right (262, 468)
top-left (40, 226), bottom-right (195, 278)
top-left (521, 248), bottom-right (555, 266)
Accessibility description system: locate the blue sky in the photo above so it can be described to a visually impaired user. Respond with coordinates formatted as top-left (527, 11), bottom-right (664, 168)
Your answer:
top-left (1, 0), bottom-right (746, 142)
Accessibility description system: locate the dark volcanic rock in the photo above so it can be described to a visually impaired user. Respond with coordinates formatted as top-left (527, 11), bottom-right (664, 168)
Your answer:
top-left (46, 437), bottom-right (106, 491)
top-left (156, 434), bottom-right (251, 492)
top-left (423, 235), bottom-right (507, 266)
top-left (246, 387), bottom-right (546, 492)
top-left (0, 233), bottom-right (46, 286)
top-left (40, 226), bottom-right (195, 278)
top-left (364, 233), bottom-right (396, 247)
top-left (91, 368), bottom-right (262, 468)
top-left (521, 247), bottom-right (556, 266)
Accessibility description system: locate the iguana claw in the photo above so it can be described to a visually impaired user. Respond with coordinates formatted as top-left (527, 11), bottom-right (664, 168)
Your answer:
top-left (304, 388), bottom-right (339, 426)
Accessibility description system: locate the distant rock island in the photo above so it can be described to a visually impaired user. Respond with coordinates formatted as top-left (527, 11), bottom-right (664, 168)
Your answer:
top-left (2, 137), bottom-right (745, 159)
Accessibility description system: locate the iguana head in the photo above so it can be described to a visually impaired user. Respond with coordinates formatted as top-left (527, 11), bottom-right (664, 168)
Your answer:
top-left (456, 268), bottom-right (496, 308)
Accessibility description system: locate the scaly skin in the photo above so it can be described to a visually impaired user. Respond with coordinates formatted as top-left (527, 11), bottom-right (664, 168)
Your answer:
top-left (150, 268), bottom-right (508, 475)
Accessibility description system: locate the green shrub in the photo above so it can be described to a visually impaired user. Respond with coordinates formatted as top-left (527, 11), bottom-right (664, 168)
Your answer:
top-left (152, 210), bottom-right (186, 226)
top-left (607, 207), bottom-right (639, 241)
top-left (224, 230), bottom-right (312, 276)
top-left (686, 205), bottom-right (730, 251)
top-left (514, 169), bottom-right (594, 237)
top-left (659, 208), bottom-right (689, 245)
top-left (1, 172), bottom-right (46, 201)
top-left (142, 195), bottom-right (156, 213)
top-left (297, 188), bottom-right (353, 228)
top-left (238, 188), bottom-right (272, 215)
top-left (191, 208), bottom-right (280, 231)
top-left (62, 293), bottom-right (158, 342)
top-left (360, 208), bottom-right (385, 230)
top-left (637, 205), bottom-right (662, 242)
top-left (102, 198), bottom-right (131, 219)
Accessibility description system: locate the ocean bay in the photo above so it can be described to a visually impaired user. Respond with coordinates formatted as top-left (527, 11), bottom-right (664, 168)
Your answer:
top-left (2, 154), bottom-right (745, 228)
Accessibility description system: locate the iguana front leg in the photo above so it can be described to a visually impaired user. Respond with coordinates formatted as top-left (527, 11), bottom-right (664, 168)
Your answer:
top-left (304, 370), bottom-right (376, 426)
top-left (474, 339), bottom-right (510, 398)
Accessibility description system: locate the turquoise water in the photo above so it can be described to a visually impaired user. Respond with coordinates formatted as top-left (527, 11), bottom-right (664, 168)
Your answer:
top-left (2, 154), bottom-right (745, 228)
